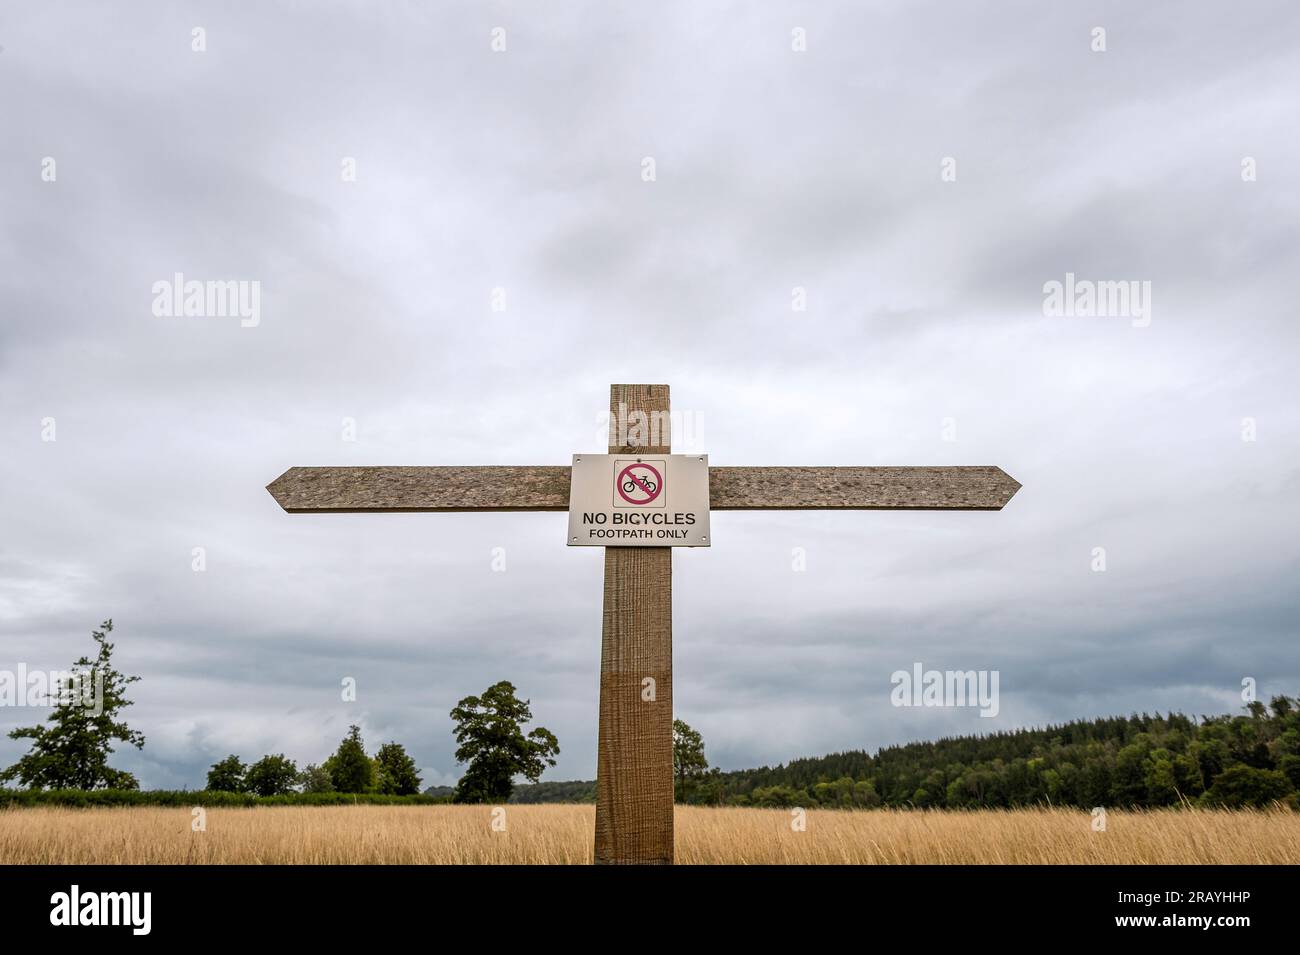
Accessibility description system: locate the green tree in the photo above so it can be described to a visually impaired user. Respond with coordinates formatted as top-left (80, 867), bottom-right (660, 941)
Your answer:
top-left (853, 778), bottom-right (882, 808)
top-left (1200, 765), bottom-right (1295, 808)
top-left (1278, 755), bottom-right (1300, 790)
top-left (1144, 749), bottom-right (1181, 804)
top-left (1, 620), bottom-right (144, 790)
top-left (450, 681), bottom-right (559, 803)
top-left (206, 755), bottom-right (248, 792)
top-left (812, 775), bottom-right (877, 808)
top-left (1114, 741), bottom-right (1150, 805)
top-left (693, 766), bottom-right (726, 805)
top-left (375, 742), bottom-right (422, 795)
top-left (673, 720), bottom-right (710, 802)
top-left (296, 763), bottom-right (334, 794)
top-left (327, 725), bottom-right (376, 794)
top-left (245, 754), bottom-right (298, 796)
top-left (751, 784), bottom-right (803, 808)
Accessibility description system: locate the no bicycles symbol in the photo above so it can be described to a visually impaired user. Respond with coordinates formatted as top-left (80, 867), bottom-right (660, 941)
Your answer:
top-left (615, 462), bottom-right (663, 505)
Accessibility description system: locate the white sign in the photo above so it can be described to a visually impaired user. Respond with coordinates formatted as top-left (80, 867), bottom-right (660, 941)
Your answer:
top-left (567, 454), bottom-right (710, 547)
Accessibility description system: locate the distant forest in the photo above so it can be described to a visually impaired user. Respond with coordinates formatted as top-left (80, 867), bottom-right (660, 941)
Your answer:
top-left (498, 696), bottom-right (1300, 809)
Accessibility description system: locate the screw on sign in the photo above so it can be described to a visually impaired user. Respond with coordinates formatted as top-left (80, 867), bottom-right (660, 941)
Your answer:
top-left (616, 462), bottom-right (663, 505)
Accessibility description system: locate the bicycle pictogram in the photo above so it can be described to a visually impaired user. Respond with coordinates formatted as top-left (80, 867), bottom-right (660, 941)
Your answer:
top-left (615, 462), bottom-right (664, 505)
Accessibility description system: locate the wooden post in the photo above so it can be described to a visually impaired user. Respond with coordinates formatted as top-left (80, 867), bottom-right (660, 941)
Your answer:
top-left (594, 384), bottom-right (675, 865)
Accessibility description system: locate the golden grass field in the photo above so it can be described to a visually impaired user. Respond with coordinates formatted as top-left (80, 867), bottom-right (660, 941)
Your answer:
top-left (2, 804), bottom-right (1299, 864)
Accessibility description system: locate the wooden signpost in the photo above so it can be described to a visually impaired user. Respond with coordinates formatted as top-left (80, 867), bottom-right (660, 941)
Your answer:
top-left (267, 383), bottom-right (1020, 865)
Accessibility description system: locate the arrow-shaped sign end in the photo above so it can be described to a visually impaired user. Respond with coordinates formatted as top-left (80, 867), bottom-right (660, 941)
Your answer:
top-left (266, 468), bottom-right (299, 512)
top-left (993, 467), bottom-right (1022, 509)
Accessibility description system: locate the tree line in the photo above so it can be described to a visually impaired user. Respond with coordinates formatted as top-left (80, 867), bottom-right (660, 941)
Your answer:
top-left (514, 702), bottom-right (1300, 810)
top-left (203, 680), bottom-right (562, 801)
top-left (205, 726), bottom-right (423, 796)
top-left (664, 698), bottom-right (1300, 810)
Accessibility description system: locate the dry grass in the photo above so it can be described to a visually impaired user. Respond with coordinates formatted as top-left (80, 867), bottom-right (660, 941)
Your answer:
top-left (1, 804), bottom-right (1297, 864)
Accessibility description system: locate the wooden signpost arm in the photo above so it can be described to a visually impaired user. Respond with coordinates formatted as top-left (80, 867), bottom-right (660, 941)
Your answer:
top-left (711, 465), bottom-right (1020, 510)
top-left (266, 465), bottom-right (1020, 513)
top-left (265, 465), bottom-right (572, 512)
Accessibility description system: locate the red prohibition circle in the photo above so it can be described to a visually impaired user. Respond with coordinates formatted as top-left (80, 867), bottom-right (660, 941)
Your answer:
top-left (616, 462), bottom-right (664, 505)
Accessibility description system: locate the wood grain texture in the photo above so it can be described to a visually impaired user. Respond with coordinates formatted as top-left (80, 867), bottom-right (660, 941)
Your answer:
top-left (595, 384), bottom-right (674, 865)
top-left (265, 466), bottom-right (571, 513)
top-left (711, 466), bottom-right (1021, 510)
top-left (267, 465), bottom-right (1020, 512)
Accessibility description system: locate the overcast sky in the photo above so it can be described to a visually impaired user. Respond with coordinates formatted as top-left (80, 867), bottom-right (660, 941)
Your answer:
top-left (2, 1), bottom-right (1298, 790)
